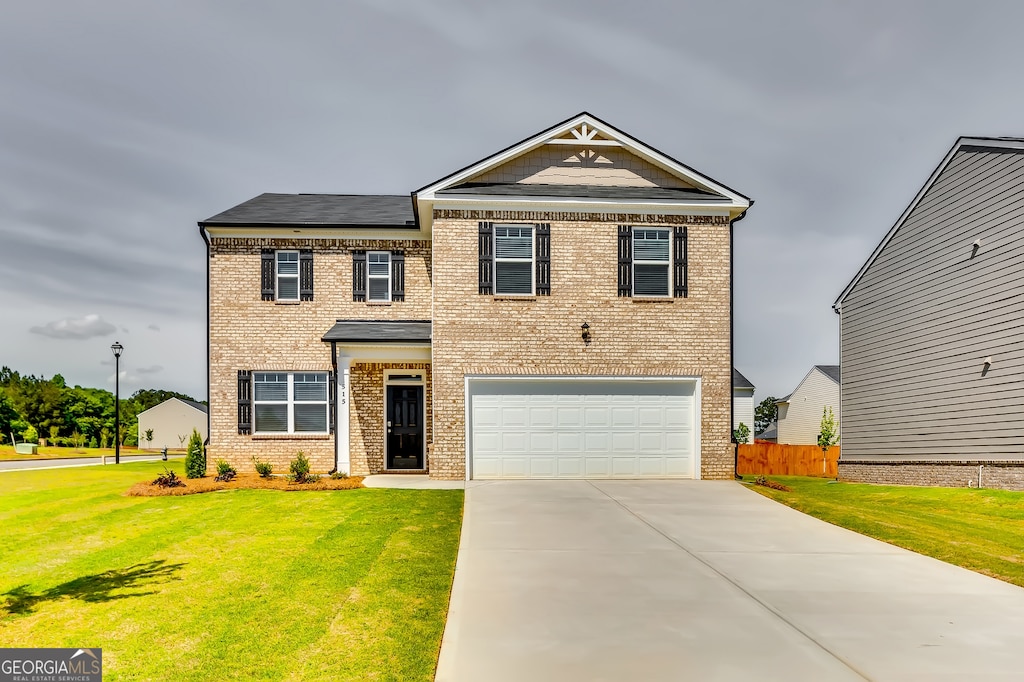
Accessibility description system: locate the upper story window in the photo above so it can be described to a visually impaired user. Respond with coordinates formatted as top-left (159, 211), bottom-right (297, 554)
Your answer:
top-left (352, 250), bottom-right (405, 302)
top-left (494, 225), bottom-right (534, 295)
top-left (276, 251), bottom-right (300, 301)
top-left (633, 230), bottom-right (670, 297)
top-left (367, 251), bottom-right (391, 302)
top-left (252, 371), bottom-right (328, 434)
top-left (617, 225), bottom-right (687, 299)
top-left (261, 248), bottom-right (312, 301)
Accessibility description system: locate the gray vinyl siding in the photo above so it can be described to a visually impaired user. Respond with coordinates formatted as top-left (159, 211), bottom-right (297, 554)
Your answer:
top-left (776, 369), bottom-right (840, 445)
top-left (840, 147), bottom-right (1024, 461)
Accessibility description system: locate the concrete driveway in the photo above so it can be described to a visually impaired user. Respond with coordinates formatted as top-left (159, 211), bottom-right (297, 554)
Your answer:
top-left (436, 480), bottom-right (1024, 681)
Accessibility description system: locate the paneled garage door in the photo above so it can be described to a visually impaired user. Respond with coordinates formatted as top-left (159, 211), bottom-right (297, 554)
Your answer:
top-left (469, 379), bottom-right (697, 479)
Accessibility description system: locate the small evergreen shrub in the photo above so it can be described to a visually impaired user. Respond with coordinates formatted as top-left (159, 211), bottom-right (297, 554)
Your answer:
top-left (329, 470), bottom-right (349, 480)
top-left (184, 429), bottom-right (206, 479)
top-left (287, 451), bottom-right (317, 483)
top-left (214, 460), bottom-right (237, 482)
top-left (252, 456), bottom-right (273, 478)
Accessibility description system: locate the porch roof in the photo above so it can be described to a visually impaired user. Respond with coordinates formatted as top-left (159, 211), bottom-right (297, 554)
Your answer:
top-left (321, 320), bottom-right (432, 344)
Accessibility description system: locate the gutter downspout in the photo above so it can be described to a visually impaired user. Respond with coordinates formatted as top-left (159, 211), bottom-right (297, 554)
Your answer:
top-left (198, 224), bottom-right (212, 452)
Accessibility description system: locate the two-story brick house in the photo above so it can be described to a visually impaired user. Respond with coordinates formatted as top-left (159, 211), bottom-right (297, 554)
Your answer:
top-left (199, 113), bottom-right (752, 480)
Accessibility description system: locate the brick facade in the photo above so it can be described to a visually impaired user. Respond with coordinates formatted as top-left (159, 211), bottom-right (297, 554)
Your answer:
top-left (207, 237), bottom-right (431, 474)
top-left (429, 211), bottom-right (734, 480)
top-left (840, 461), bottom-right (1024, 491)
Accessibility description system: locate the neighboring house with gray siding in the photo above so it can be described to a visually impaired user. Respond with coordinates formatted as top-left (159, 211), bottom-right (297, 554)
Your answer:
top-left (775, 365), bottom-right (840, 445)
top-left (834, 136), bottom-right (1024, 489)
top-left (732, 368), bottom-right (755, 440)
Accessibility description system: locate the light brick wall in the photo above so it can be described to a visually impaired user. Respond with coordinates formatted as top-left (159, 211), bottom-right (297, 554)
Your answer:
top-left (208, 237), bottom-right (430, 474)
top-left (840, 461), bottom-right (1024, 491)
top-left (348, 362), bottom-right (432, 476)
top-left (429, 210), bottom-right (733, 480)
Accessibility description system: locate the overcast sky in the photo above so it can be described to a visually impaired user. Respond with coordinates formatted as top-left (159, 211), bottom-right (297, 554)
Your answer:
top-left (3, 0), bottom-right (1023, 403)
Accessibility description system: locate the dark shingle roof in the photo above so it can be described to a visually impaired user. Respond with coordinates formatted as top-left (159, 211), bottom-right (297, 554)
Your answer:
top-left (816, 365), bottom-right (841, 384)
top-left (757, 422), bottom-right (777, 440)
top-left (200, 193), bottom-right (415, 227)
top-left (438, 183), bottom-right (723, 202)
top-left (733, 368), bottom-right (754, 389)
top-left (181, 399), bottom-right (209, 414)
top-left (322, 320), bottom-right (431, 343)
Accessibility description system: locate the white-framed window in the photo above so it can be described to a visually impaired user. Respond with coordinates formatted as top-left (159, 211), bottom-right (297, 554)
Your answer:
top-left (253, 372), bottom-right (328, 434)
top-left (633, 229), bottom-right (671, 297)
top-left (367, 251), bottom-right (391, 302)
top-left (494, 225), bottom-right (534, 295)
top-left (276, 251), bottom-right (299, 301)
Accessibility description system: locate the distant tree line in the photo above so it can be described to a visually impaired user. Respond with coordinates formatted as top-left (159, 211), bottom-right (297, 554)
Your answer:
top-left (0, 366), bottom-right (204, 448)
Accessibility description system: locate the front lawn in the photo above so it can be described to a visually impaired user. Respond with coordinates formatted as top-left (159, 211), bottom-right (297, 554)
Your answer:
top-left (0, 462), bottom-right (463, 681)
top-left (748, 476), bottom-right (1024, 587)
top-left (0, 445), bottom-right (164, 462)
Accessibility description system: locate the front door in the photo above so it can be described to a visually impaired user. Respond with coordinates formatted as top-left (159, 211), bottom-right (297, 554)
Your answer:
top-left (386, 385), bottom-right (424, 469)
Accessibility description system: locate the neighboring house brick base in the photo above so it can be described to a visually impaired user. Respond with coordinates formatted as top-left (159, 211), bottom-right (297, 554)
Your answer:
top-left (840, 461), bottom-right (1024, 491)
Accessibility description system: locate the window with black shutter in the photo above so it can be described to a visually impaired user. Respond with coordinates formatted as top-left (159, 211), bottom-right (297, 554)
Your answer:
top-left (352, 250), bottom-right (367, 301)
top-left (535, 223), bottom-right (550, 296)
top-left (478, 222), bottom-right (493, 294)
top-left (391, 251), bottom-right (405, 301)
top-left (617, 225), bottom-right (632, 297)
top-left (328, 370), bottom-right (336, 434)
top-left (673, 226), bottom-right (688, 298)
top-left (260, 250), bottom-right (275, 300)
top-left (299, 249), bottom-right (313, 301)
top-left (237, 370), bottom-right (252, 434)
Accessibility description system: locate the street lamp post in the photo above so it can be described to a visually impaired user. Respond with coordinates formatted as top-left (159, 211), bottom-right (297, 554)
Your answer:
top-left (111, 342), bottom-right (123, 464)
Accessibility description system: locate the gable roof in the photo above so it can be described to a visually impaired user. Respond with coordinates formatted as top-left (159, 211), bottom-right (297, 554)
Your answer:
top-left (322, 320), bottom-right (432, 343)
top-left (414, 112), bottom-right (752, 224)
top-left (733, 368), bottom-right (755, 390)
top-left (776, 365), bottom-right (840, 403)
top-left (834, 137), bottom-right (1024, 309)
top-left (137, 396), bottom-right (208, 417)
top-left (199, 193), bottom-right (416, 228)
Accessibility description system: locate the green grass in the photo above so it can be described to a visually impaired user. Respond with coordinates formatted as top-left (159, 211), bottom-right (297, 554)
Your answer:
top-left (0, 462), bottom-right (463, 681)
top-left (748, 476), bottom-right (1024, 587)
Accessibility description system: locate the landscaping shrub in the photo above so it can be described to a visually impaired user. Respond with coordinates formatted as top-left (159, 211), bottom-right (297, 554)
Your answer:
top-left (214, 460), bottom-right (237, 482)
top-left (287, 451), bottom-right (318, 483)
top-left (252, 456), bottom-right (273, 478)
top-left (329, 470), bottom-right (349, 480)
top-left (184, 429), bottom-right (206, 479)
top-left (754, 475), bottom-right (791, 492)
top-left (152, 468), bottom-right (185, 488)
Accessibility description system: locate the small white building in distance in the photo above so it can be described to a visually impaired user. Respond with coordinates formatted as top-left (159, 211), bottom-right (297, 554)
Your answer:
top-left (137, 398), bottom-right (208, 450)
top-left (776, 365), bottom-right (840, 445)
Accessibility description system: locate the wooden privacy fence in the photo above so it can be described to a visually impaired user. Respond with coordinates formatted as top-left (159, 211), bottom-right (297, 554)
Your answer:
top-left (737, 443), bottom-right (840, 478)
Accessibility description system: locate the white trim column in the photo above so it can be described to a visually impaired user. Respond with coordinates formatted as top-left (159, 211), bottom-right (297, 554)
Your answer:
top-left (336, 356), bottom-right (352, 475)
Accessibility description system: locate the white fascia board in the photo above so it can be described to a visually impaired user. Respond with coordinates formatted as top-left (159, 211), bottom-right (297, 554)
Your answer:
top-left (205, 227), bottom-right (429, 241)
top-left (431, 195), bottom-right (740, 218)
top-left (831, 136), bottom-right (1019, 309)
top-left (334, 344), bottom-right (431, 363)
top-left (416, 113), bottom-right (751, 208)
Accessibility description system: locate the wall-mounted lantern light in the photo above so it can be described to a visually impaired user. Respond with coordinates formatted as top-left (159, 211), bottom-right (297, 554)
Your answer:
top-left (581, 322), bottom-right (591, 345)
top-left (971, 238), bottom-right (982, 259)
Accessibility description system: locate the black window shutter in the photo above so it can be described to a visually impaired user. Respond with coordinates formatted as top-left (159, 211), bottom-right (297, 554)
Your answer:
top-left (535, 223), bottom-right (551, 296)
top-left (237, 370), bottom-right (252, 435)
top-left (261, 249), bottom-right (275, 300)
top-left (478, 222), bottom-right (494, 295)
top-left (673, 226), bottom-right (688, 298)
top-left (328, 370), bottom-right (336, 434)
top-left (617, 225), bottom-right (632, 297)
top-left (299, 249), bottom-right (313, 301)
top-left (352, 250), bottom-right (367, 301)
top-left (391, 251), bottom-right (405, 302)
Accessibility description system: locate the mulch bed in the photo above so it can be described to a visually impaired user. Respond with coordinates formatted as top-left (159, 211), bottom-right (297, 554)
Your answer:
top-left (127, 473), bottom-right (365, 496)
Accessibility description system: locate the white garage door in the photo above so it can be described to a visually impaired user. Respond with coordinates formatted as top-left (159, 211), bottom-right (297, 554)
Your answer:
top-left (469, 379), bottom-right (697, 479)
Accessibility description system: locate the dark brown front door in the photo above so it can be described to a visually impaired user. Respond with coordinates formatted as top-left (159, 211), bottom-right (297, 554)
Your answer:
top-left (386, 385), bottom-right (424, 469)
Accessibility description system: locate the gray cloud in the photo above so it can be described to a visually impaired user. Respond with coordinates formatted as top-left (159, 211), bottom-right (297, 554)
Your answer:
top-left (136, 365), bottom-right (164, 375)
top-left (30, 314), bottom-right (117, 340)
top-left (148, 324), bottom-right (160, 331)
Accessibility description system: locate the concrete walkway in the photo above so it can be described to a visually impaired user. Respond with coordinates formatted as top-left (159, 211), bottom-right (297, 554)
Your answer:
top-left (436, 480), bottom-right (1024, 681)
top-left (363, 474), bottom-right (465, 489)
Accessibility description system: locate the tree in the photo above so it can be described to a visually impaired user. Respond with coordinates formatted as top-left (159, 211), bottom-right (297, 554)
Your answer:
top-left (144, 428), bottom-right (154, 449)
top-left (754, 396), bottom-right (778, 434)
top-left (131, 389), bottom-right (203, 413)
top-left (732, 422), bottom-right (750, 444)
top-left (817, 406), bottom-right (839, 475)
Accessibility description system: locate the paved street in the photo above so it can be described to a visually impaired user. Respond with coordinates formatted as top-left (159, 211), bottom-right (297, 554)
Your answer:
top-left (0, 453), bottom-right (183, 472)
